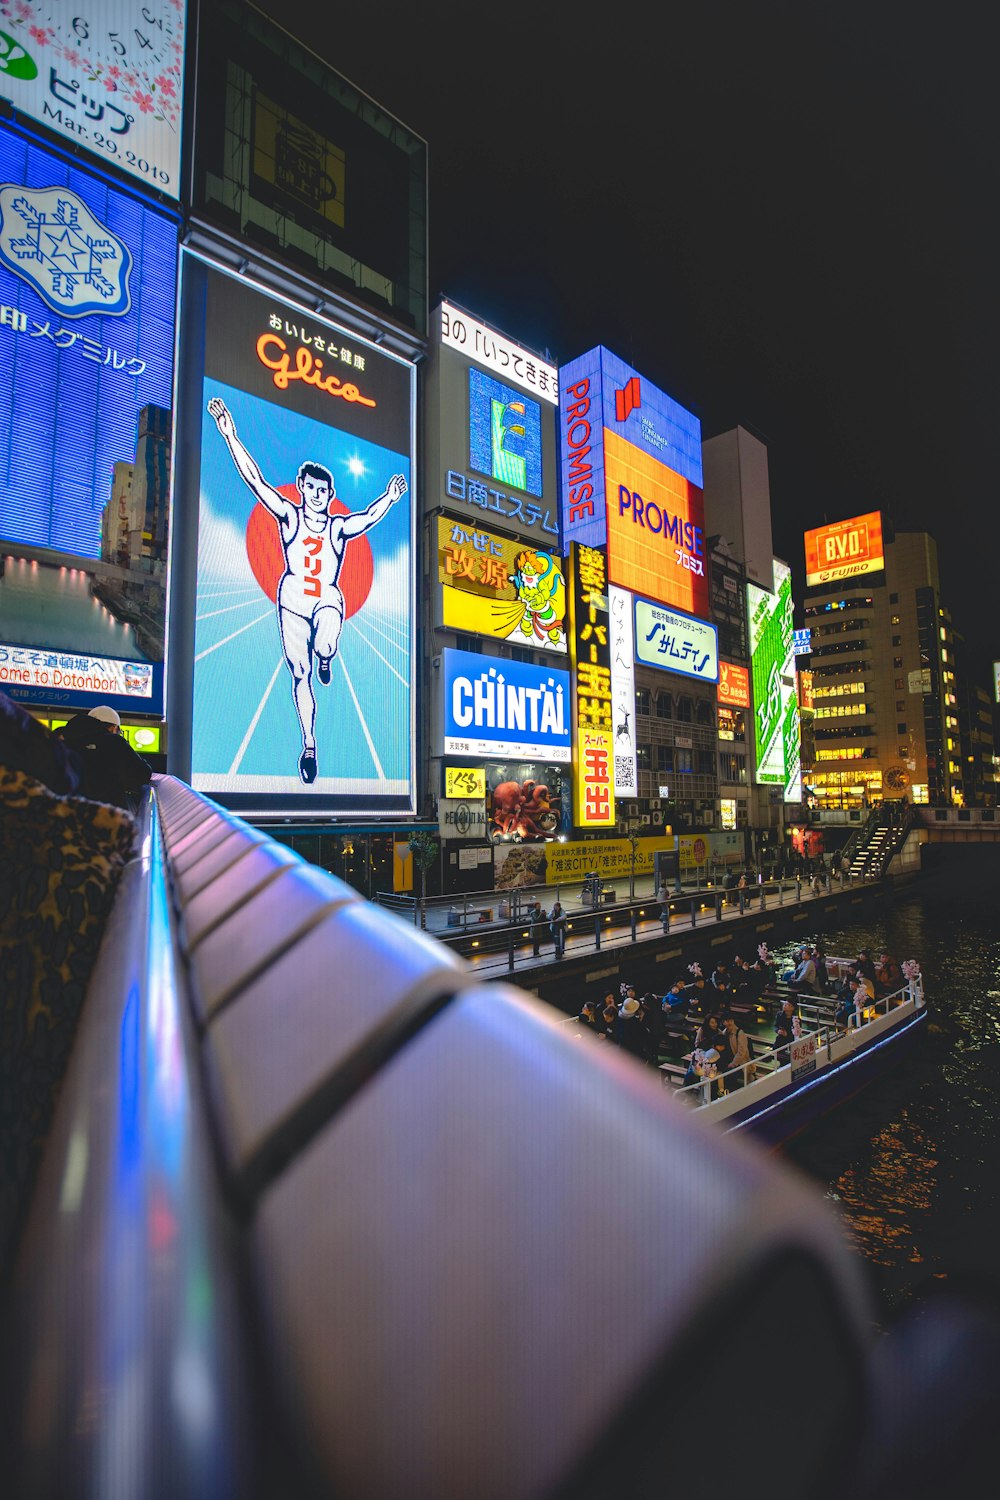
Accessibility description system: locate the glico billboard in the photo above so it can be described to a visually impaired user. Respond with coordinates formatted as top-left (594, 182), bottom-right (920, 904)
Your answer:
top-left (427, 302), bottom-right (561, 552)
top-left (747, 558), bottom-right (801, 801)
top-left (0, 121), bottom-right (177, 715)
top-left (558, 345), bottom-right (707, 617)
top-left (804, 511), bottom-right (884, 587)
top-left (169, 252), bottom-right (416, 816)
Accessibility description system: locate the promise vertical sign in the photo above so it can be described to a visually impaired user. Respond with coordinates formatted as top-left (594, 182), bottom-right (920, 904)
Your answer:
top-left (568, 542), bottom-right (616, 828)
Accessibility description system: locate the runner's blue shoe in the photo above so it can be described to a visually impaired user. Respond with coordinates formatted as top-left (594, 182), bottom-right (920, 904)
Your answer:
top-left (317, 657), bottom-right (331, 685)
top-left (298, 749), bottom-right (317, 784)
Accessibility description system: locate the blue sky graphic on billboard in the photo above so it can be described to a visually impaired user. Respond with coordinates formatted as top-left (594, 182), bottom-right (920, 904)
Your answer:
top-left (442, 647), bottom-right (571, 762)
top-left (181, 256), bottom-right (415, 813)
top-left (0, 122), bottom-right (176, 714)
top-left (468, 367), bottom-right (543, 497)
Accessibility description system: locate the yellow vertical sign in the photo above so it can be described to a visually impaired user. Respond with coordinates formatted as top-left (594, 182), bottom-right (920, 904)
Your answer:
top-left (568, 543), bottom-right (616, 828)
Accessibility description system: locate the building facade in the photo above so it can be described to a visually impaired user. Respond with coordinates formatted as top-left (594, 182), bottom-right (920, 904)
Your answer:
top-left (803, 527), bottom-right (957, 809)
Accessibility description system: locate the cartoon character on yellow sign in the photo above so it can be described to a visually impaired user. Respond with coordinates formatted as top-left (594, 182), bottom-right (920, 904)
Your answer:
top-left (511, 550), bottom-right (565, 645)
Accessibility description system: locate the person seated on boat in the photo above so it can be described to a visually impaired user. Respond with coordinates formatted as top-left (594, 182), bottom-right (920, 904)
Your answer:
top-left (774, 998), bottom-right (798, 1063)
top-left (785, 946), bottom-right (822, 996)
top-left (684, 969), bottom-right (709, 1015)
top-left (730, 953), bottom-right (754, 1001)
top-left (846, 978), bottom-right (872, 1027)
top-left (638, 992), bottom-right (662, 1064)
top-left (577, 1000), bottom-right (601, 1033)
top-left (662, 977), bottom-right (690, 1019)
top-left (711, 960), bottom-right (732, 993)
top-left (600, 993), bottom-right (619, 1040)
top-left (811, 944), bottom-right (830, 994)
top-left (875, 951), bottom-right (903, 997)
top-left (683, 1015), bottom-right (723, 1093)
top-left (719, 1012), bottom-right (753, 1088)
top-left (855, 949), bottom-right (879, 992)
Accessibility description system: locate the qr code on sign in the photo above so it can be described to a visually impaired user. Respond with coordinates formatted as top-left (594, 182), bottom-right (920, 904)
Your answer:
top-left (616, 756), bottom-right (635, 782)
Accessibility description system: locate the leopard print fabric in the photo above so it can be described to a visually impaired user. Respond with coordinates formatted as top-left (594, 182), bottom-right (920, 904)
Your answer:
top-left (0, 767), bottom-right (136, 1270)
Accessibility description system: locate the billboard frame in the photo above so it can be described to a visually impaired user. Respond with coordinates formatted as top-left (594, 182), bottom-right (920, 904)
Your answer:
top-left (167, 246), bottom-right (417, 818)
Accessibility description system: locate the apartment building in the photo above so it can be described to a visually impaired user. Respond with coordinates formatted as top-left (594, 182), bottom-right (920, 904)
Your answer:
top-left (804, 527), bottom-right (956, 809)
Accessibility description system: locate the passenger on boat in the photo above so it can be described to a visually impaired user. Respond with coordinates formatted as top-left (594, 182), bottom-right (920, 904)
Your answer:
top-left (811, 944), bottom-right (830, 993)
top-left (601, 994), bottom-right (619, 1040)
top-left (875, 952), bottom-right (903, 996)
top-left (730, 954), bottom-right (754, 1000)
top-left (616, 995), bottom-right (647, 1059)
top-left (719, 1012), bottom-right (753, 1087)
top-left (774, 998), bottom-right (798, 1063)
top-left (710, 961), bottom-right (732, 993)
top-left (785, 947), bottom-right (822, 996)
top-left (684, 971), bottom-right (710, 1015)
top-left (662, 978), bottom-right (689, 1017)
top-left (577, 1000), bottom-right (601, 1032)
top-left (683, 1015), bottom-right (723, 1093)
top-left (638, 993), bottom-right (662, 1063)
top-left (855, 949), bottom-right (879, 990)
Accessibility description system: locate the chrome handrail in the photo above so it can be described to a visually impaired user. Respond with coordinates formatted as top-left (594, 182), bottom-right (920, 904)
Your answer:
top-left (0, 791), bottom-right (259, 1499)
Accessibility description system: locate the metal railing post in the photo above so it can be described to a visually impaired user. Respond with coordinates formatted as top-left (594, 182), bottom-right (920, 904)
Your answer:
top-left (630, 907), bottom-right (637, 941)
top-left (690, 898), bottom-right (696, 928)
top-left (715, 892), bottom-right (722, 922)
top-left (795, 877), bottom-right (801, 902)
top-left (594, 911), bottom-right (601, 950)
top-left (508, 929), bottom-right (515, 972)
top-left (739, 889), bottom-right (745, 915)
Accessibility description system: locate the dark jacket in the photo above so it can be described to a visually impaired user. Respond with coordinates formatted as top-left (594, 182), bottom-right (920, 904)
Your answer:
top-left (53, 713), bottom-right (151, 808)
top-left (0, 690), bottom-right (83, 794)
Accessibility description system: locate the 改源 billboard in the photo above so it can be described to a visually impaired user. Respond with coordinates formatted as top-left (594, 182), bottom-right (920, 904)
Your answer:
top-left (174, 252), bottom-right (416, 814)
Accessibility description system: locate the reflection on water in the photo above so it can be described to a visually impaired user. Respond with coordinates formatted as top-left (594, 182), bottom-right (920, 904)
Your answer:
top-left (0, 556), bottom-right (144, 659)
top-left (778, 846), bottom-right (1000, 1322)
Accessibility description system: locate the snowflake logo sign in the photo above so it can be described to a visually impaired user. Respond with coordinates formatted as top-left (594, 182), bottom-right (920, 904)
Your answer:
top-left (0, 184), bottom-right (132, 319)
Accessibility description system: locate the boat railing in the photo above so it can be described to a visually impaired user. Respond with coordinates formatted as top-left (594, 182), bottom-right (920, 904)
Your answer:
top-left (675, 978), bottom-right (925, 1107)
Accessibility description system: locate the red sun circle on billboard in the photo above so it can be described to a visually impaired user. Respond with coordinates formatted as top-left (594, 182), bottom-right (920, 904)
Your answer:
top-left (245, 484), bottom-right (374, 615)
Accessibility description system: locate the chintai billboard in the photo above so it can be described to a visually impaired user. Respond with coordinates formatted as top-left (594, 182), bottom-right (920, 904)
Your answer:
top-left (169, 251), bottom-right (416, 816)
top-left (442, 648), bottom-right (571, 763)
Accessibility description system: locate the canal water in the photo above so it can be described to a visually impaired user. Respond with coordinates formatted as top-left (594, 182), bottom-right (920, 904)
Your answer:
top-left (769, 844), bottom-right (1000, 1326)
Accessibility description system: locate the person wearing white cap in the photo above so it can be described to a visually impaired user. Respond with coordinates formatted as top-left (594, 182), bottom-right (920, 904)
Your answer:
top-left (53, 706), bottom-right (151, 809)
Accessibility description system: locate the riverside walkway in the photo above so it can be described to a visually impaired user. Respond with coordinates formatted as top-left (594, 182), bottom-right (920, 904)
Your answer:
top-left (380, 869), bottom-right (888, 1000)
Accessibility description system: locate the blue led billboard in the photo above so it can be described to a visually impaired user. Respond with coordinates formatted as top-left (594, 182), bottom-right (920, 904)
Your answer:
top-left (0, 120), bottom-right (177, 714)
top-left (442, 647), bottom-right (571, 763)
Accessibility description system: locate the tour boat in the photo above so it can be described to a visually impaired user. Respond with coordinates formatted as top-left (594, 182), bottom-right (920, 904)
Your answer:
top-left (669, 959), bottom-right (927, 1148)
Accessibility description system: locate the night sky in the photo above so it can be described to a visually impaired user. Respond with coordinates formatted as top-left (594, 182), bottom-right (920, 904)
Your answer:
top-left (256, 2), bottom-right (994, 684)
